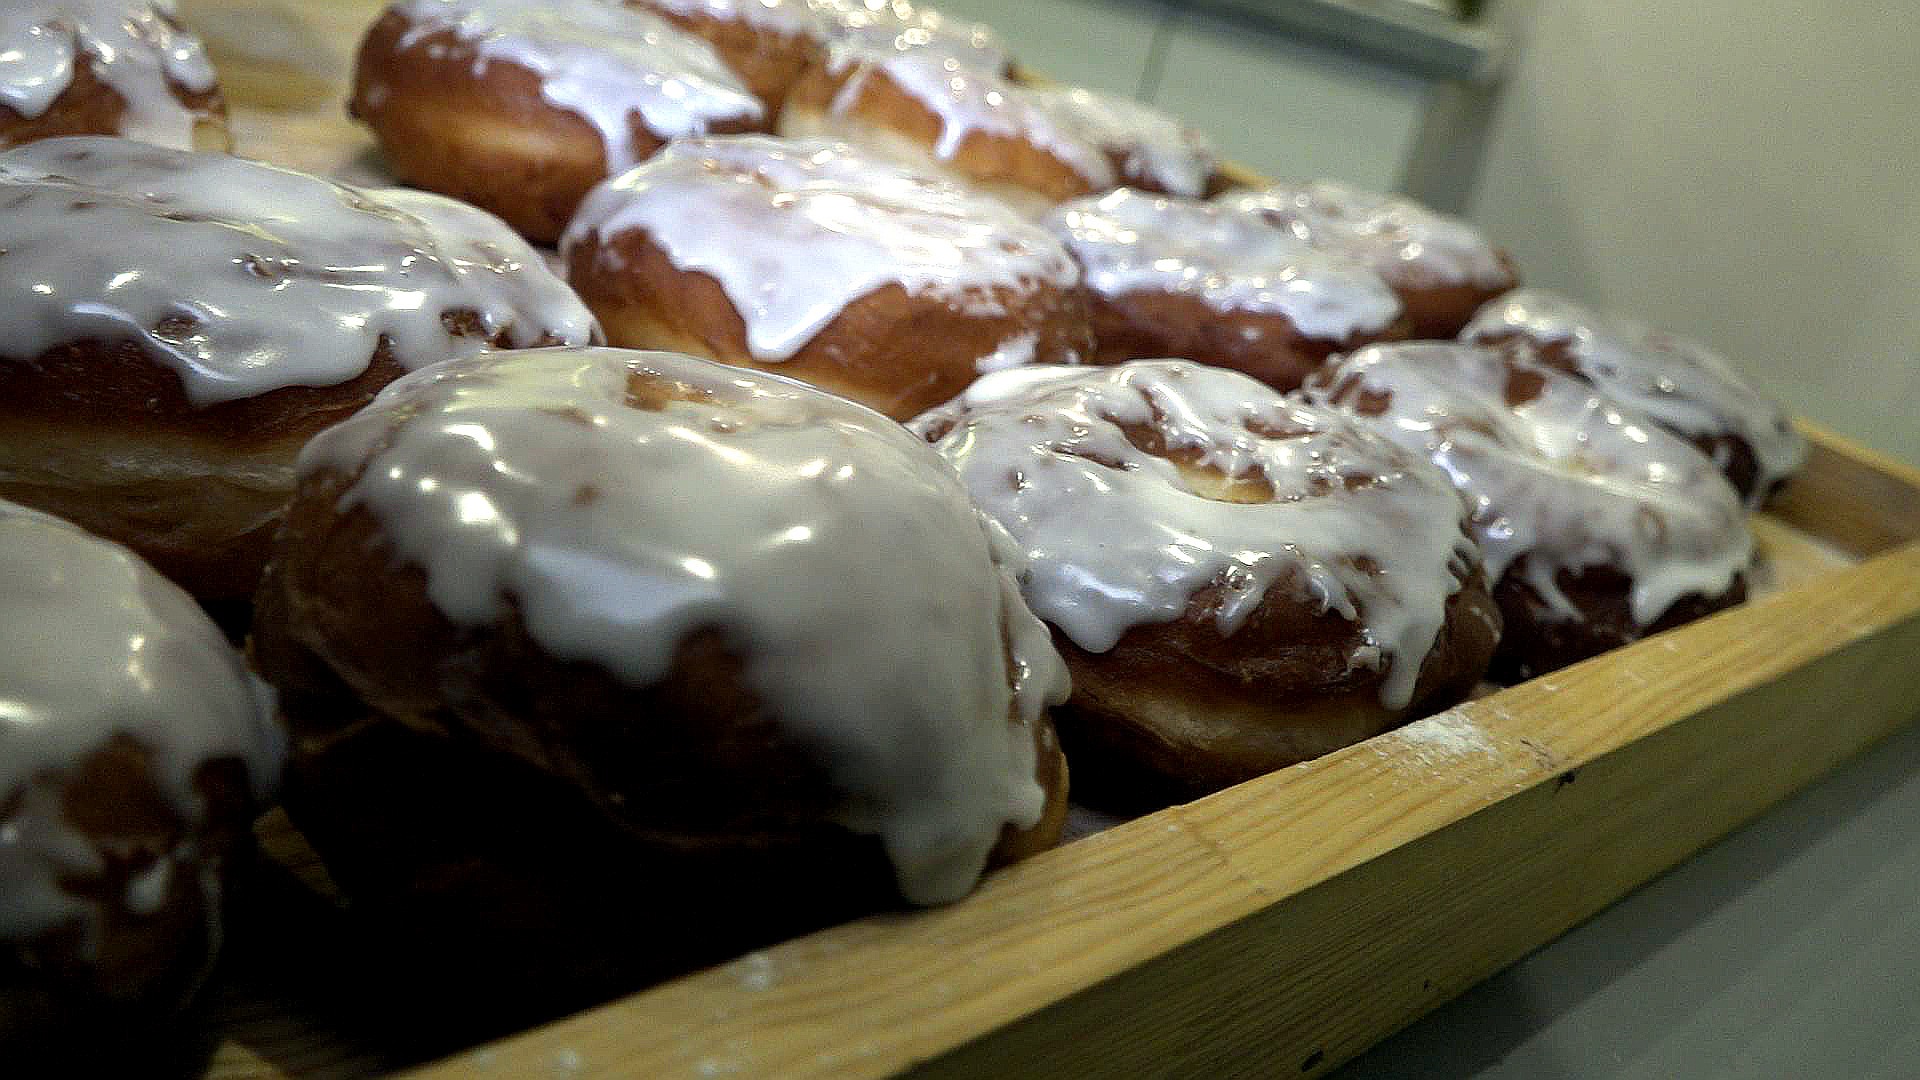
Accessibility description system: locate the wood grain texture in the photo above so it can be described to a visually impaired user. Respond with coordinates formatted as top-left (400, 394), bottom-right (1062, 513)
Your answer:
top-left (154, 2), bottom-right (1920, 1075)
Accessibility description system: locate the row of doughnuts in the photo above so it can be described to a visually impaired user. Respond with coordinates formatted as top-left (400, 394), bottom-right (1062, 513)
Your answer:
top-left (559, 134), bottom-right (1524, 420)
top-left (0, 1), bottom-right (1522, 412)
top-left (346, 0), bottom-right (1216, 238)
top-left (1, 0), bottom-right (1810, 1051)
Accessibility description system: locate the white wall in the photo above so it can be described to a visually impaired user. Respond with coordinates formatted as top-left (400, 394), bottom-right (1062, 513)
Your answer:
top-left (1156, 10), bottom-right (1431, 188)
top-left (1406, 0), bottom-right (1920, 463)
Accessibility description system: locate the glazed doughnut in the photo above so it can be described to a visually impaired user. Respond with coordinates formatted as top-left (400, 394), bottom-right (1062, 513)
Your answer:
top-left (911, 361), bottom-right (1499, 806)
top-left (1044, 188), bottom-right (1406, 391)
top-left (623, 0), bottom-right (827, 109)
top-left (0, 137), bottom-right (596, 613)
top-left (622, 0), bottom-right (1008, 113)
top-left (1026, 84), bottom-right (1218, 196)
top-left (0, 502), bottom-right (281, 1052)
top-left (351, 0), bottom-right (765, 242)
top-left (562, 135), bottom-right (1090, 420)
top-left (1219, 180), bottom-right (1518, 338)
top-left (1461, 288), bottom-right (1806, 506)
top-left (1304, 341), bottom-right (1752, 681)
top-left (0, 1), bottom-right (230, 152)
top-left (808, 0), bottom-right (1009, 75)
top-left (250, 346), bottom-right (1069, 1004)
top-left (781, 48), bottom-right (1215, 215)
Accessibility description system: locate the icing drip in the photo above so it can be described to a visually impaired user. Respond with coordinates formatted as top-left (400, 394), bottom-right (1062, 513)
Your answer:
top-left (391, 0), bottom-right (762, 171)
top-left (638, 0), bottom-right (827, 39)
top-left (822, 50), bottom-right (1212, 198)
top-left (304, 347), bottom-right (1066, 905)
top-left (975, 330), bottom-right (1037, 373)
top-left (910, 360), bottom-right (1479, 710)
top-left (0, 137), bottom-right (596, 406)
top-left (1028, 86), bottom-right (1214, 198)
top-left (0, 1), bottom-right (215, 149)
top-left (811, 0), bottom-right (1007, 73)
top-left (1220, 180), bottom-right (1511, 288)
top-left (563, 135), bottom-right (1078, 362)
top-left (0, 501), bottom-right (282, 943)
top-left (1045, 189), bottom-right (1402, 340)
top-left (825, 49), bottom-right (1116, 189)
top-left (1304, 342), bottom-right (1752, 625)
top-left (1461, 288), bottom-right (1807, 505)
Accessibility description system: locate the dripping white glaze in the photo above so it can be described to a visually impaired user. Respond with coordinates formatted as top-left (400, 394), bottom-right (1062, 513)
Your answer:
top-left (304, 347), bottom-right (1066, 905)
top-left (818, 56), bottom-right (1211, 197)
top-left (1045, 189), bottom-right (1403, 340)
top-left (975, 330), bottom-right (1037, 373)
top-left (635, 0), bottom-right (827, 40)
top-left (1220, 180), bottom-right (1511, 289)
top-left (630, 0), bottom-right (1010, 74)
top-left (1460, 288), bottom-right (1807, 506)
top-left (0, 1), bottom-right (215, 149)
top-left (390, 0), bottom-right (762, 171)
top-left (1027, 86), bottom-right (1214, 198)
top-left (0, 136), bottom-right (596, 406)
top-left (820, 48), bottom-right (1114, 189)
top-left (562, 135), bottom-right (1078, 362)
top-left (810, 0), bottom-right (1007, 73)
top-left (1304, 341), bottom-right (1752, 625)
top-left (910, 360), bottom-right (1479, 710)
top-left (0, 501), bottom-right (282, 944)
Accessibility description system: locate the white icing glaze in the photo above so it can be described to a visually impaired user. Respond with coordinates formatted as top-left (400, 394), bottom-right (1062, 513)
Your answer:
top-left (562, 135), bottom-right (1078, 362)
top-left (1461, 288), bottom-right (1807, 506)
top-left (302, 347), bottom-right (1066, 905)
top-left (1027, 86), bottom-right (1214, 198)
top-left (0, 501), bottom-right (282, 943)
top-left (1304, 341), bottom-right (1752, 625)
top-left (819, 52), bottom-right (1212, 199)
top-left (391, 0), bottom-right (762, 171)
top-left (0, 1), bottom-right (215, 149)
top-left (1044, 189), bottom-right (1403, 340)
top-left (810, 0), bottom-right (1007, 73)
top-left (637, 0), bottom-right (827, 40)
top-left (1219, 180), bottom-right (1511, 288)
top-left (975, 330), bottom-right (1037, 373)
top-left (823, 49), bottom-right (1116, 190)
top-left (0, 136), bottom-right (596, 406)
top-left (911, 360), bottom-right (1480, 710)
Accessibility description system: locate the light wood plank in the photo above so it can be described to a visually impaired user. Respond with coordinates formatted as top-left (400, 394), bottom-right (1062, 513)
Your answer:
top-left (1771, 421), bottom-right (1920, 558)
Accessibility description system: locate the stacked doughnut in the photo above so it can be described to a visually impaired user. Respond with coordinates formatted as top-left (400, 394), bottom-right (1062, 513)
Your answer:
top-left (250, 346), bottom-right (1071, 998)
top-left (0, 1), bottom-right (230, 151)
top-left (913, 361), bottom-right (1501, 804)
top-left (0, 502), bottom-right (281, 1051)
top-left (1463, 288), bottom-right (1805, 507)
top-left (0, 136), bottom-right (594, 616)
top-left (562, 134), bottom-right (1091, 420)
top-left (1304, 342), bottom-right (1754, 680)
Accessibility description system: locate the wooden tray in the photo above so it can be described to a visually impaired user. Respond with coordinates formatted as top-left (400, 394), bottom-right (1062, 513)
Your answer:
top-left (169, 2), bottom-right (1920, 1075)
